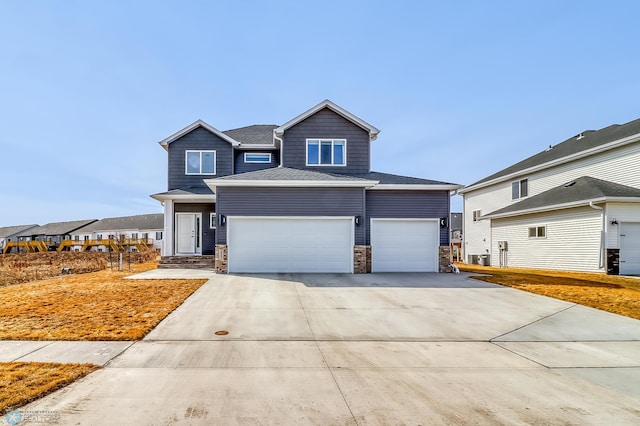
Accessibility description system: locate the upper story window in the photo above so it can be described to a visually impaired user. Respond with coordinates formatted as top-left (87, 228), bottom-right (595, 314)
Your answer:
top-left (306, 139), bottom-right (346, 166)
top-left (528, 226), bottom-right (546, 238)
top-left (512, 178), bottom-right (528, 200)
top-left (244, 152), bottom-right (271, 163)
top-left (472, 210), bottom-right (481, 222)
top-left (186, 150), bottom-right (216, 175)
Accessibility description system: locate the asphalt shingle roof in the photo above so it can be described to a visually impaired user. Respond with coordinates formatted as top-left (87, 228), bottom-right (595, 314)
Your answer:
top-left (0, 224), bottom-right (38, 238)
top-left (470, 117), bottom-right (640, 187)
top-left (485, 176), bottom-right (640, 217)
top-left (223, 125), bottom-right (277, 145)
top-left (17, 219), bottom-right (98, 237)
top-left (350, 171), bottom-right (459, 186)
top-left (75, 214), bottom-right (164, 233)
top-left (152, 186), bottom-right (215, 197)
top-left (211, 167), bottom-right (374, 182)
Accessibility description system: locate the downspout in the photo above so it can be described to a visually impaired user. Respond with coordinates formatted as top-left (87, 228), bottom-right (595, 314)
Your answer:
top-left (274, 131), bottom-right (283, 167)
top-left (589, 201), bottom-right (605, 269)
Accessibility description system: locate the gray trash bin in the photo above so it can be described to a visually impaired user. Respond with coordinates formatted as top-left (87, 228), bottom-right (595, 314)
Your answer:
top-left (480, 255), bottom-right (490, 266)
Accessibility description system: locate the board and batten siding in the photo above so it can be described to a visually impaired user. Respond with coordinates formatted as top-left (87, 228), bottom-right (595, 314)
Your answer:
top-left (282, 108), bottom-right (371, 174)
top-left (174, 203), bottom-right (216, 255)
top-left (490, 206), bottom-right (602, 272)
top-left (234, 150), bottom-right (279, 174)
top-left (366, 190), bottom-right (450, 245)
top-left (168, 127), bottom-right (234, 190)
top-left (216, 187), bottom-right (365, 245)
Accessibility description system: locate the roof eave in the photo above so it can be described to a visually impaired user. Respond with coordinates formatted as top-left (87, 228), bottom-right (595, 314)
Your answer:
top-left (274, 99), bottom-right (380, 141)
top-left (150, 193), bottom-right (216, 202)
top-left (482, 198), bottom-right (608, 219)
top-left (459, 132), bottom-right (640, 194)
top-left (369, 184), bottom-right (464, 191)
top-left (205, 179), bottom-right (379, 190)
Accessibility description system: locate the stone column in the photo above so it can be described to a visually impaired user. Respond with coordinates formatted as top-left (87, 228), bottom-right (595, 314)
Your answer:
top-left (215, 244), bottom-right (228, 273)
top-left (439, 246), bottom-right (451, 273)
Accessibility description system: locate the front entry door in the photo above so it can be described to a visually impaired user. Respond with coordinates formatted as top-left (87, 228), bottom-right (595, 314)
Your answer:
top-left (175, 213), bottom-right (201, 255)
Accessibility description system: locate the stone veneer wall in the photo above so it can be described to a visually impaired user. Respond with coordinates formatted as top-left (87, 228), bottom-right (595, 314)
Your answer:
top-left (215, 244), bottom-right (228, 273)
top-left (439, 246), bottom-right (451, 273)
top-left (354, 245), bottom-right (371, 274)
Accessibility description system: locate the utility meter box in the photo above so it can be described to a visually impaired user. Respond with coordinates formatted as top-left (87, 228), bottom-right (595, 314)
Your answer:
top-left (498, 241), bottom-right (508, 251)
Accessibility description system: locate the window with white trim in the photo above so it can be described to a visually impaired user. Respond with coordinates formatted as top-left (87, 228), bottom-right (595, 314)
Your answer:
top-left (155, 231), bottom-right (163, 240)
top-left (244, 152), bottom-right (271, 163)
top-left (186, 150), bottom-right (216, 175)
top-left (528, 226), bottom-right (546, 238)
top-left (472, 210), bottom-right (481, 222)
top-left (512, 178), bottom-right (528, 200)
top-left (210, 213), bottom-right (217, 228)
top-left (306, 139), bottom-right (346, 166)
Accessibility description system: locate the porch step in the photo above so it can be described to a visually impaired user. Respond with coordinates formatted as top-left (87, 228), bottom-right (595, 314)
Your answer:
top-left (158, 255), bottom-right (216, 270)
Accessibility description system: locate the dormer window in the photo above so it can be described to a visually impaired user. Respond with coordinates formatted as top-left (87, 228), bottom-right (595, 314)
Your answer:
top-left (186, 150), bottom-right (216, 175)
top-left (306, 139), bottom-right (346, 166)
top-left (511, 178), bottom-right (528, 200)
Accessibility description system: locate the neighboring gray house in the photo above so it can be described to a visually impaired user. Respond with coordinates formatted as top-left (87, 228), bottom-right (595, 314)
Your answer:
top-left (152, 100), bottom-right (462, 273)
top-left (459, 117), bottom-right (640, 275)
top-left (0, 224), bottom-right (38, 251)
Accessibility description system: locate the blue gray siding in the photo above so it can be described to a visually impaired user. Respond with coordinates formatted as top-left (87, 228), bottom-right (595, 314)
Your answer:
top-left (234, 150), bottom-right (280, 174)
top-left (174, 203), bottom-right (216, 255)
top-left (216, 187), bottom-right (365, 244)
top-left (282, 108), bottom-right (370, 174)
top-left (168, 127), bottom-right (234, 190)
top-left (365, 190), bottom-right (451, 245)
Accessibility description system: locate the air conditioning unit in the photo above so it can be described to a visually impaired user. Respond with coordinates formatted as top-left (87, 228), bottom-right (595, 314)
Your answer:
top-left (498, 241), bottom-right (508, 251)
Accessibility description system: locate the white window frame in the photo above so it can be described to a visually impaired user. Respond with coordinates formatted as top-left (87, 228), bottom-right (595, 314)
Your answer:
top-left (472, 210), bottom-right (481, 222)
top-left (244, 152), bottom-right (272, 163)
top-left (512, 178), bottom-right (529, 200)
top-left (155, 231), bottom-right (163, 240)
top-left (305, 139), bottom-right (347, 166)
top-left (210, 212), bottom-right (217, 229)
top-left (185, 150), bottom-right (216, 175)
top-left (528, 226), bottom-right (546, 239)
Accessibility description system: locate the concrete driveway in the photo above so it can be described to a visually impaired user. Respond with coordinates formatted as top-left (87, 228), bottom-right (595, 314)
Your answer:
top-left (16, 272), bottom-right (640, 425)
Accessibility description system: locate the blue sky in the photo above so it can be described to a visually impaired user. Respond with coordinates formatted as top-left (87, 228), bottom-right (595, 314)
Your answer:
top-left (1, 1), bottom-right (639, 226)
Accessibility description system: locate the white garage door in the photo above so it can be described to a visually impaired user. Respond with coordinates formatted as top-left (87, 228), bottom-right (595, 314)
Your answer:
top-left (620, 222), bottom-right (640, 275)
top-left (371, 219), bottom-right (439, 272)
top-left (228, 217), bottom-right (353, 273)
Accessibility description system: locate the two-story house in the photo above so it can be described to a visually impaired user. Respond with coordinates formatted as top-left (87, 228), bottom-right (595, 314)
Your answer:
top-left (152, 100), bottom-right (462, 273)
top-left (459, 117), bottom-right (640, 275)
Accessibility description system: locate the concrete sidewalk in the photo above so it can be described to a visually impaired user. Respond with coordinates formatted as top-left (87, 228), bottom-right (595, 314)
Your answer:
top-left (10, 271), bottom-right (640, 425)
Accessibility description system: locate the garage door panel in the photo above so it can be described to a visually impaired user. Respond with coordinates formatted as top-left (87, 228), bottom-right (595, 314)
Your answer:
top-left (228, 217), bottom-right (353, 273)
top-left (371, 219), bottom-right (438, 272)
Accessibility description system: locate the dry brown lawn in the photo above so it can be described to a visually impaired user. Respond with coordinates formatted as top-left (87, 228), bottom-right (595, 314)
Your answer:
top-left (0, 362), bottom-right (99, 415)
top-left (457, 263), bottom-right (640, 320)
top-left (0, 263), bottom-right (207, 340)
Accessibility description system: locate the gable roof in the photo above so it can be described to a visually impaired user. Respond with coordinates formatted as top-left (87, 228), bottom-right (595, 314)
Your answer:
top-left (0, 224), bottom-right (38, 238)
top-left (483, 176), bottom-right (640, 219)
top-left (16, 219), bottom-right (98, 237)
top-left (75, 214), bottom-right (164, 233)
top-left (158, 119), bottom-right (241, 151)
top-left (223, 125), bottom-right (278, 146)
top-left (274, 100), bottom-right (380, 141)
top-left (205, 167), bottom-right (379, 188)
top-left (462, 117), bottom-right (640, 193)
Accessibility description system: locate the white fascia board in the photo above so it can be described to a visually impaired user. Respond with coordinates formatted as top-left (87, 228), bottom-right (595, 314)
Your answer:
top-left (236, 144), bottom-right (277, 150)
top-left (158, 119), bottom-right (241, 151)
top-left (150, 193), bottom-right (216, 202)
top-left (369, 184), bottom-right (464, 191)
top-left (274, 99), bottom-right (380, 141)
top-left (459, 132), bottom-right (640, 194)
top-left (205, 179), bottom-right (379, 189)
top-left (482, 198), bottom-right (608, 220)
